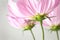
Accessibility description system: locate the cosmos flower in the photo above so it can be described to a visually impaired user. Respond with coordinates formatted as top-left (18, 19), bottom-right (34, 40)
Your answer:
top-left (43, 4), bottom-right (60, 31)
top-left (16, 0), bottom-right (60, 40)
top-left (8, 0), bottom-right (60, 40)
top-left (8, 0), bottom-right (60, 29)
top-left (8, 0), bottom-right (35, 30)
top-left (17, 0), bottom-right (60, 21)
top-left (43, 4), bottom-right (60, 40)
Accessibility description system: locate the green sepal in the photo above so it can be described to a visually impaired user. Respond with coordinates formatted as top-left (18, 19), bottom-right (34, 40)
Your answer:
top-left (33, 13), bottom-right (47, 21)
top-left (50, 25), bottom-right (60, 31)
top-left (23, 24), bottom-right (35, 31)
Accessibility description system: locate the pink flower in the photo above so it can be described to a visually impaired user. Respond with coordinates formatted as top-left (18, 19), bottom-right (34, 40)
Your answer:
top-left (16, 0), bottom-right (60, 28)
top-left (8, 0), bottom-right (60, 29)
top-left (8, 0), bottom-right (35, 29)
top-left (43, 4), bottom-right (60, 30)
top-left (17, 0), bottom-right (60, 16)
top-left (16, 0), bottom-right (60, 21)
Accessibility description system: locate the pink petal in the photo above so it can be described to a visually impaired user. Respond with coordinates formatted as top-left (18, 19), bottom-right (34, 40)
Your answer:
top-left (8, 0), bottom-right (20, 17)
top-left (17, 0), bottom-right (36, 16)
top-left (43, 4), bottom-right (60, 29)
top-left (47, 0), bottom-right (60, 13)
top-left (8, 0), bottom-right (31, 18)
top-left (39, 0), bottom-right (60, 13)
top-left (7, 15), bottom-right (27, 29)
top-left (51, 4), bottom-right (60, 24)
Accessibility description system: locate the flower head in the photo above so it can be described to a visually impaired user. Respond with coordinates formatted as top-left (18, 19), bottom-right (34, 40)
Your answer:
top-left (8, 0), bottom-right (35, 30)
top-left (43, 5), bottom-right (60, 31)
top-left (17, 0), bottom-right (60, 21)
top-left (8, 0), bottom-right (60, 29)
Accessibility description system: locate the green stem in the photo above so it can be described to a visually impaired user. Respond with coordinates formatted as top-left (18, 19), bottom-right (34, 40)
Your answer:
top-left (30, 29), bottom-right (35, 40)
top-left (40, 21), bottom-right (44, 40)
top-left (56, 31), bottom-right (59, 40)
